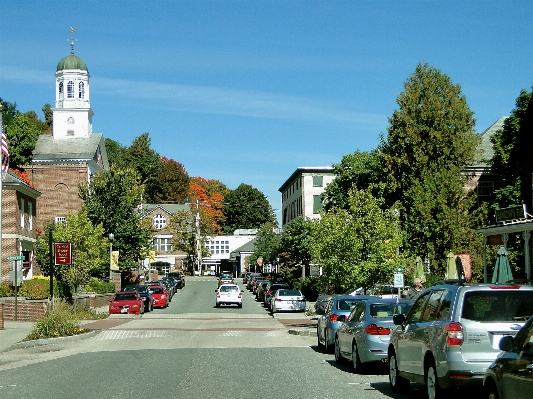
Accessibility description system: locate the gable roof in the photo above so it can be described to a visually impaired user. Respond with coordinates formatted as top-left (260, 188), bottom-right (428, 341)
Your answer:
top-left (32, 133), bottom-right (109, 170)
top-left (229, 237), bottom-right (257, 261)
top-left (471, 117), bottom-right (508, 168)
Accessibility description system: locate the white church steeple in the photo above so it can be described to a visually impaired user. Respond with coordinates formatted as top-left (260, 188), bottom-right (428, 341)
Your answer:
top-left (52, 30), bottom-right (93, 139)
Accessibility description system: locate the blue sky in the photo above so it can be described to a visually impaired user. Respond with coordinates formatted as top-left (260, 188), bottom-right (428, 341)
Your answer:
top-left (1, 1), bottom-right (532, 218)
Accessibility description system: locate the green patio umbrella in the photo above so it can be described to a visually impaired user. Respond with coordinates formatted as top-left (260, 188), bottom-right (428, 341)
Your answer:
top-left (414, 256), bottom-right (425, 282)
top-left (492, 247), bottom-right (514, 284)
top-left (445, 251), bottom-right (458, 280)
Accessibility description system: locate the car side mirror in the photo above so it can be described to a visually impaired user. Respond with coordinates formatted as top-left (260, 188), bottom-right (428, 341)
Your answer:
top-left (215, 289), bottom-right (218, 292)
top-left (337, 315), bottom-right (347, 322)
top-left (499, 335), bottom-right (514, 352)
top-left (393, 313), bottom-right (406, 325)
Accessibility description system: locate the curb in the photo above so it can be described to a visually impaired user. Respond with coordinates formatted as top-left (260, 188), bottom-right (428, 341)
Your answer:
top-left (288, 328), bottom-right (317, 337)
top-left (3, 330), bottom-right (100, 352)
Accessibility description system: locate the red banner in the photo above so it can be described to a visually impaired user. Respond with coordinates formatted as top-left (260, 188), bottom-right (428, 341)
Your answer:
top-left (54, 242), bottom-right (72, 265)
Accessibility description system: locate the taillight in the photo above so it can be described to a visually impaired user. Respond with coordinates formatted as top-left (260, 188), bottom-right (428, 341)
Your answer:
top-left (444, 322), bottom-right (464, 346)
top-left (268, 290), bottom-right (273, 295)
top-left (275, 298), bottom-right (282, 302)
top-left (330, 314), bottom-right (340, 321)
top-left (238, 294), bottom-right (242, 298)
top-left (489, 285), bottom-right (520, 289)
top-left (365, 324), bottom-right (391, 335)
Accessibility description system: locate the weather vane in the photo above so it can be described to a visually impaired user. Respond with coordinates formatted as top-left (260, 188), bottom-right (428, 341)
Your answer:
top-left (68, 27), bottom-right (78, 55)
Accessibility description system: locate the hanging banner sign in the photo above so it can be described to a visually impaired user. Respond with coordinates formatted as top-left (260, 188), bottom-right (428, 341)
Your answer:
top-left (54, 242), bottom-right (72, 265)
top-left (110, 250), bottom-right (120, 271)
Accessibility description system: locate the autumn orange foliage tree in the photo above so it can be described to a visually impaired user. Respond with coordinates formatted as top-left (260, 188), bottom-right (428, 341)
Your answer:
top-left (188, 177), bottom-right (227, 235)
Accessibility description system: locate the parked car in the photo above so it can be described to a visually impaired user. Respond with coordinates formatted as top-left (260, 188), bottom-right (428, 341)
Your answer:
top-left (216, 284), bottom-right (242, 308)
top-left (253, 278), bottom-right (268, 296)
top-left (334, 298), bottom-right (414, 372)
top-left (166, 272), bottom-right (184, 289)
top-left (256, 281), bottom-right (270, 302)
top-left (388, 282), bottom-right (533, 399)
top-left (368, 285), bottom-right (400, 299)
top-left (271, 289), bottom-right (306, 313)
top-left (148, 284), bottom-right (170, 308)
top-left (264, 283), bottom-right (290, 311)
top-left (123, 285), bottom-right (154, 312)
top-left (245, 273), bottom-right (262, 287)
top-left (315, 294), bottom-right (336, 314)
top-left (483, 314), bottom-right (533, 399)
top-left (247, 275), bottom-right (263, 291)
top-left (158, 277), bottom-right (176, 297)
top-left (108, 291), bottom-right (144, 315)
top-left (317, 295), bottom-right (376, 353)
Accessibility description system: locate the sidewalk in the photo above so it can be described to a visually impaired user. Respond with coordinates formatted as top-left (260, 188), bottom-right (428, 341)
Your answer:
top-left (0, 320), bottom-right (35, 352)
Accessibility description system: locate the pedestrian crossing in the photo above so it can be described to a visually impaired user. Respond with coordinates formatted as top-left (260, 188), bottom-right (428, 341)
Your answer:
top-left (94, 329), bottom-right (286, 340)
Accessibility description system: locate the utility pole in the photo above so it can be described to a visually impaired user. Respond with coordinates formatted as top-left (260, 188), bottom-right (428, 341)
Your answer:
top-left (195, 200), bottom-right (202, 275)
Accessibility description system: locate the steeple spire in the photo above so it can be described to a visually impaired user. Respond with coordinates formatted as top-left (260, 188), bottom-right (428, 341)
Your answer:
top-left (68, 27), bottom-right (77, 55)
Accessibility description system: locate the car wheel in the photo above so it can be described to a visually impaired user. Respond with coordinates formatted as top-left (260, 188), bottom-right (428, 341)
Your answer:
top-left (215, 303), bottom-right (220, 308)
top-left (425, 360), bottom-right (441, 399)
top-left (352, 342), bottom-right (362, 373)
top-left (334, 337), bottom-right (346, 363)
top-left (485, 381), bottom-right (499, 399)
top-left (389, 350), bottom-right (409, 392)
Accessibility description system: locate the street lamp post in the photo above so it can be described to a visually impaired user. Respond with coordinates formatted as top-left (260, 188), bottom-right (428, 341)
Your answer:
top-left (109, 233), bottom-right (114, 283)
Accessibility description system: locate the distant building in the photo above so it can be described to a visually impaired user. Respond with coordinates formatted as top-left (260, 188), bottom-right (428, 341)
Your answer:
top-left (203, 234), bottom-right (256, 275)
top-left (278, 166), bottom-right (334, 227)
top-left (29, 42), bottom-right (109, 233)
top-left (1, 171), bottom-right (41, 284)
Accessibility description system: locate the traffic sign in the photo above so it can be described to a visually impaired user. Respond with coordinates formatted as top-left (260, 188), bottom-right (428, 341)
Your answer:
top-left (393, 272), bottom-right (404, 288)
top-left (8, 255), bottom-right (25, 261)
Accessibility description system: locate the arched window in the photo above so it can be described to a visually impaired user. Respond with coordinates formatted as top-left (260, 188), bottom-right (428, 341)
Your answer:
top-left (67, 81), bottom-right (75, 98)
top-left (59, 82), bottom-right (64, 99)
top-left (78, 82), bottom-right (84, 99)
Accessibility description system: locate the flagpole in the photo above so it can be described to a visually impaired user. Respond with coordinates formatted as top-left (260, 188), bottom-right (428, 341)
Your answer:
top-left (0, 103), bottom-right (4, 276)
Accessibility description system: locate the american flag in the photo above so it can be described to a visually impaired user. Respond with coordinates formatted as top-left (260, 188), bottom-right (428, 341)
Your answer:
top-left (1, 121), bottom-right (9, 172)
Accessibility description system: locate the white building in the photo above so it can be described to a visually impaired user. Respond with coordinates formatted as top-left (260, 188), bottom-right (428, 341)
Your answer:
top-left (203, 232), bottom-right (256, 275)
top-left (278, 166), bottom-right (335, 227)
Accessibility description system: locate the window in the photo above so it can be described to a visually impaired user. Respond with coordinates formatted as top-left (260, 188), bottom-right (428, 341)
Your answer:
top-left (313, 195), bottom-right (323, 214)
top-left (151, 238), bottom-right (158, 250)
top-left (28, 202), bottom-right (33, 231)
top-left (67, 117), bottom-right (74, 124)
top-left (59, 82), bottom-right (64, 99)
top-left (67, 81), bottom-right (75, 98)
top-left (20, 198), bottom-right (25, 228)
top-left (160, 238), bottom-right (172, 252)
top-left (313, 175), bottom-right (323, 187)
top-left (477, 181), bottom-right (494, 197)
top-left (152, 214), bottom-right (167, 229)
top-left (78, 82), bottom-right (85, 99)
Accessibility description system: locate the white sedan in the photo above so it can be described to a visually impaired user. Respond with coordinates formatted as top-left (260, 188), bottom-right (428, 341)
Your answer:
top-left (271, 289), bottom-right (306, 313)
top-left (215, 284), bottom-right (242, 308)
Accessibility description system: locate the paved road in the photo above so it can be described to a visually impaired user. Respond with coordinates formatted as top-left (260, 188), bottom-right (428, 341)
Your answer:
top-left (0, 278), bottom-right (483, 399)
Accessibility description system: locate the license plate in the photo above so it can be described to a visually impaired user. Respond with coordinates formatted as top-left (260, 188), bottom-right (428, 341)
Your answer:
top-left (120, 308), bottom-right (128, 314)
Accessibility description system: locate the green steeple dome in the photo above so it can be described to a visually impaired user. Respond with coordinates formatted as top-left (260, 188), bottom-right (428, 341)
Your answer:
top-left (56, 54), bottom-right (88, 72)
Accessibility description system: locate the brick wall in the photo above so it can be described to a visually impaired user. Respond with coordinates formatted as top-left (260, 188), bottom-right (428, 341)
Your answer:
top-left (0, 293), bottom-right (114, 321)
top-left (30, 163), bottom-right (87, 233)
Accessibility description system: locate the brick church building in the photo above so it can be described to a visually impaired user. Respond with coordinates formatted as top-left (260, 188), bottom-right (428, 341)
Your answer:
top-left (30, 41), bottom-right (109, 233)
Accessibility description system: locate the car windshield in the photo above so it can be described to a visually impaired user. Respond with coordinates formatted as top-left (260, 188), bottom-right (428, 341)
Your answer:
top-left (115, 294), bottom-right (137, 301)
top-left (336, 299), bottom-right (362, 311)
top-left (370, 303), bottom-right (412, 317)
top-left (150, 287), bottom-right (163, 294)
top-left (220, 286), bottom-right (239, 293)
top-left (279, 289), bottom-right (301, 296)
top-left (461, 291), bottom-right (533, 322)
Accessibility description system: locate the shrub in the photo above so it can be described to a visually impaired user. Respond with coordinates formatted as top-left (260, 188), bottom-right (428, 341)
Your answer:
top-left (84, 277), bottom-right (115, 294)
top-left (19, 279), bottom-right (49, 299)
top-left (26, 300), bottom-right (88, 340)
top-left (298, 277), bottom-right (321, 302)
top-left (0, 284), bottom-right (13, 297)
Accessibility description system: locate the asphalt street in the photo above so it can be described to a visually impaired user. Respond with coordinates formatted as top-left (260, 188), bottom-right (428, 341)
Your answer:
top-left (0, 278), bottom-right (484, 399)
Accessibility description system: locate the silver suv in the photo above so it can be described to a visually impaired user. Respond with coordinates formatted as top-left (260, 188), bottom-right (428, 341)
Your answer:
top-left (388, 282), bottom-right (533, 399)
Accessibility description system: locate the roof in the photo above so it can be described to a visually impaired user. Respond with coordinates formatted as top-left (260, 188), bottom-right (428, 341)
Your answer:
top-left (1, 170), bottom-right (41, 198)
top-left (278, 166), bottom-right (334, 192)
top-left (229, 237), bottom-right (257, 261)
top-left (471, 117), bottom-right (508, 168)
top-left (56, 54), bottom-right (88, 72)
top-left (139, 203), bottom-right (190, 218)
top-left (32, 133), bottom-right (108, 168)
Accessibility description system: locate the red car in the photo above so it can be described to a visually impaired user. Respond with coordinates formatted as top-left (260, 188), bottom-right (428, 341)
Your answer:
top-left (149, 285), bottom-right (169, 308)
top-left (108, 291), bottom-right (144, 315)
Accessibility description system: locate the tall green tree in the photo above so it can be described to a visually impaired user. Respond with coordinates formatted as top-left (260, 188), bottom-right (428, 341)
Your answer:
top-left (490, 87), bottom-right (533, 211)
top-left (4, 111), bottom-right (47, 168)
top-left (104, 138), bottom-right (126, 168)
top-left (322, 149), bottom-right (385, 211)
top-left (311, 187), bottom-right (401, 294)
top-left (380, 63), bottom-right (480, 272)
top-left (35, 211), bottom-right (109, 288)
top-left (250, 222), bottom-right (281, 269)
top-left (117, 133), bottom-right (161, 203)
top-left (222, 184), bottom-right (276, 234)
top-left (79, 166), bottom-right (153, 271)
top-left (154, 156), bottom-right (190, 203)
top-left (278, 217), bottom-right (316, 283)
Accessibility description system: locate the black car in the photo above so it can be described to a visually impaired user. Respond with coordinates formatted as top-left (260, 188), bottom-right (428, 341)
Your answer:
top-left (123, 285), bottom-right (154, 312)
top-left (166, 272), bottom-right (184, 289)
top-left (483, 314), bottom-right (533, 399)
